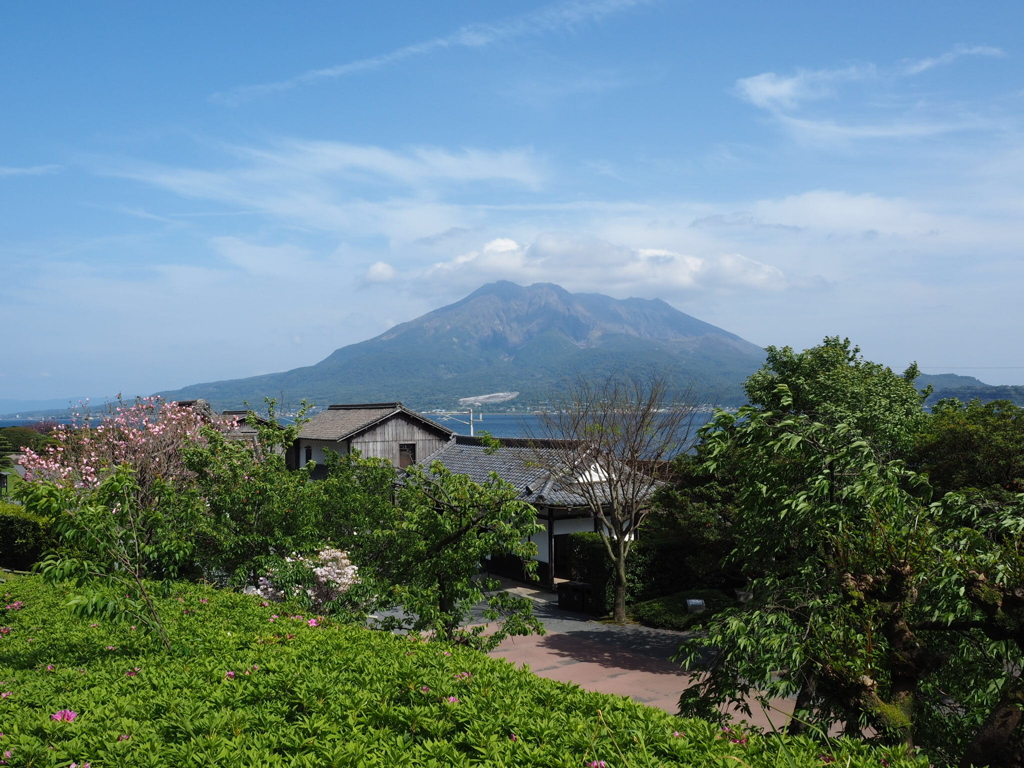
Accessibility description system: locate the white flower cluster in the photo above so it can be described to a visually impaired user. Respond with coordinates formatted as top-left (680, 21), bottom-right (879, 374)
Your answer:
top-left (247, 548), bottom-right (358, 610)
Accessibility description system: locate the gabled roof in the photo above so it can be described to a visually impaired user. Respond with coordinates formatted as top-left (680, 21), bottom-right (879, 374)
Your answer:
top-left (419, 435), bottom-right (600, 508)
top-left (299, 402), bottom-right (454, 442)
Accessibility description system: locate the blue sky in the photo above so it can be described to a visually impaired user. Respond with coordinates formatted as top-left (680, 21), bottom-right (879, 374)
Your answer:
top-left (3, 0), bottom-right (1024, 403)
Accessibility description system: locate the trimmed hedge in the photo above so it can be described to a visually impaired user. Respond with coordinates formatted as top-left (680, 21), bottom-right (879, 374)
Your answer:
top-left (0, 503), bottom-right (50, 571)
top-left (630, 589), bottom-right (737, 632)
top-left (0, 576), bottom-right (923, 767)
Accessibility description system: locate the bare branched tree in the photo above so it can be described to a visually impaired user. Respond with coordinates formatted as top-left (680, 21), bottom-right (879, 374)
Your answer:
top-left (526, 370), bottom-right (706, 623)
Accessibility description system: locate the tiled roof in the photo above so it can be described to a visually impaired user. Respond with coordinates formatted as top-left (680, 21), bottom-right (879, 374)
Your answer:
top-left (420, 435), bottom-right (602, 508)
top-left (299, 402), bottom-right (454, 442)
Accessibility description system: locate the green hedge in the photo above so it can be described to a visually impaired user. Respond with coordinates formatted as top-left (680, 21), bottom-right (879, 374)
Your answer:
top-left (630, 589), bottom-right (737, 632)
top-left (0, 503), bottom-right (50, 571)
top-left (0, 576), bottom-right (922, 768)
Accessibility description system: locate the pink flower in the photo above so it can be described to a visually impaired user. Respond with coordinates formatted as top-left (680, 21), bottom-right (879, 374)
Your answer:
top-left (509, 733), bottom-right (518, 741)
top-left (0, 692), bottom-right (11, 699)
top-left (586, 762), bottom-right (607, 768)
top-left (46, 664), bottom-right (55, 671)
top-left (125, 667), bottom-right (141, 677)
top-left (445, 696), bottom-right (460, 704)
top-left (200, 599), bottom-right (208, 604)
top-left (117, 735), bottom-right (130, 741)
top-left (225, 671), bottom-right (235, 680)
top-left (420, 686), bottom-right (430, 693)
top-left (672, 730), bottom-right (684, 738)
top-left (50, 709), bottom-right (78, 722)
top-left (307, 619), bottom-right (319, 627)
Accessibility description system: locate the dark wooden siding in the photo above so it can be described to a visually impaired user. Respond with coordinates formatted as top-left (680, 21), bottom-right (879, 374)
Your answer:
top-left (350, 414), bottom-right (447, 466)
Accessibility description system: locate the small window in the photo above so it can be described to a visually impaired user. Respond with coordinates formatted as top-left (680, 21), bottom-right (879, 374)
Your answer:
top-left (305, 446), bottom-right (313, 465)
top-left (399, 443), bottom-right (416, 469)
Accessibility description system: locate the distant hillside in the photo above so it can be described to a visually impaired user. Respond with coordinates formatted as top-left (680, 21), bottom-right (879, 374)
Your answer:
top-left (157, 281), bottom-right (768, 411)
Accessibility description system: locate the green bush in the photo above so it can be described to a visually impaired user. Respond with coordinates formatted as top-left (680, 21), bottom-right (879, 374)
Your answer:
top-left (630, 589), bottom-right (737, 632)
top-left (0, 576), bottom-right (922, 768)
top-left (0, 503), bottom-right (50, 571)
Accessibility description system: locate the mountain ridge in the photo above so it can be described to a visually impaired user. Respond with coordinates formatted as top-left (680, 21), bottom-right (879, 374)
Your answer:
top-left (156, 281), bottom-right (766, 411)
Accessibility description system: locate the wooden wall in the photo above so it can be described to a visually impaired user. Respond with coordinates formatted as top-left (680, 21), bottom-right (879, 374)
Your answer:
top-left (350, 414), bottom-right (448, 466)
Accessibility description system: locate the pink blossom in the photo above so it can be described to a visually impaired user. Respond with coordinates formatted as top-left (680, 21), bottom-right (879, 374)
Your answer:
top-left (50, 709), bottom-right (78, 722)
top-left (225, 671), bottom-right (235, 680)
top-left (445, 696), bottom-right (460, 704)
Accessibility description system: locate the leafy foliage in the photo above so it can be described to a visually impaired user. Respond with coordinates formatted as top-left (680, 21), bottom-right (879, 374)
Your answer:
top-left (0, 503), bottom-right (51, 571)
top-left (910, 397), bottom-right (1024, 495)
top-left (0, 576), bottom-right (924, 768)
top-left (330, 456), bottom-right (545, 650)
top-left (743, 336), bottom-right (929, 458)
top-left (630, 590), bottom-right (736, 632)
top-left (677, 357), bottom-right (1024, 765)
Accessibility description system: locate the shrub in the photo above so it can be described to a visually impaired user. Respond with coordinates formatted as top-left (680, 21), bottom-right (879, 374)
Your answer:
top-left (0, 503), bottom-right (50, 571)
top-left (0, 576), bottom-right (924, 768)
top-left (630, 589), bottom-right (737, 632)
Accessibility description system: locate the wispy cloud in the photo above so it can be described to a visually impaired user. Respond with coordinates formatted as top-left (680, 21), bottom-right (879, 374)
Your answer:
top-left (0, 164), bottom-right (62, 177)
top-left (100, 139), bottom-right (545, 241)
top-left (735, 66), bottom-right (871, 112)
top-left (734, 46), bottom-right (1006, 145)
top-left (903, 43), bottom-right (1006, 76)
top-left (211, 0), bottom-right (649, 105)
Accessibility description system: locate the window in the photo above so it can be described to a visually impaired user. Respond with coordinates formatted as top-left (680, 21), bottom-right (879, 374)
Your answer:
top-left (399, 443), bottom-right (416, 469)
top-left (305, 446), bottom-right (313, 465)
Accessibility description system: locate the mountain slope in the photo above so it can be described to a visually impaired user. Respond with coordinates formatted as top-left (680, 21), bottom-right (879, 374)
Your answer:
top-left (158, 281), bottom-right (767, 410)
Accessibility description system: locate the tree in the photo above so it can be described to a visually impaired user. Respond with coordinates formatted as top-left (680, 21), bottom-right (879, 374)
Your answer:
top-left (527, 371), bottom-right (703, 623)
top-left (910, 398), bottom-right (1024, 496)
top-left (677, 381), bottom-right (1024, 764)
top-left (744, 336), bottom-right (930, 458)
top-left (323, 453), bottom-right (545, 649)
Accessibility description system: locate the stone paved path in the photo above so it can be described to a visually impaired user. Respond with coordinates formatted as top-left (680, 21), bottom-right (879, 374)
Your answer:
top-left (486, 580), bottom-right (795, 730)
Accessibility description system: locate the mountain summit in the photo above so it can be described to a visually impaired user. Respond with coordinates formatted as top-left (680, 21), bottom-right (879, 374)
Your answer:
top-left (158, 282), bottom-right (766, 410)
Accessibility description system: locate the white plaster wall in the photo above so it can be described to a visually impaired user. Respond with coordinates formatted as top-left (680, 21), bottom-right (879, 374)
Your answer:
top-left (299, 439), bottom-right (342, 467)
top-left (530, 531), bottom-right (549, 563)
top-left (553, 517), bottom-right (595, 536)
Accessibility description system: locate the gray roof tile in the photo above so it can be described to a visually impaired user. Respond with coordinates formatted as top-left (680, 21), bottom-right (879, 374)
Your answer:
top-left (300, 402), bottom-right (454, 442)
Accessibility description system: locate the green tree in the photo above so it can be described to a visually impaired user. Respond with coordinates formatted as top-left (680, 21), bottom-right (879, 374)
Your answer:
top-left (911, 398), bottom-right (1024, 496)
top-left (325, 453), bottom-right (545, 649)
top-left (744, 336), bottom-right (930, 457)
top-left (0, 433), bottom-right (13, 470)
top-left (678, 383), bottom-right (1024, 765)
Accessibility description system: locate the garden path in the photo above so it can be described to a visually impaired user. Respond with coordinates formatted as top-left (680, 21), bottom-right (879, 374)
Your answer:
top-left (485, 579), bottom-right (796, 731)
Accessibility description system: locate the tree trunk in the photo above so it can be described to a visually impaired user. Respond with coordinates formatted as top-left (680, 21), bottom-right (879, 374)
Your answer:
top-left (787, 669), bottom-right (817, 736)
top-left (612, 549), bottom-right (628, 624)
top-left (961, 679), bottom-right (1024, 768)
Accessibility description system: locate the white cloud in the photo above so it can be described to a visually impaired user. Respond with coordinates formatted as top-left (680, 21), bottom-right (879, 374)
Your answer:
top-left (903, 44), bottom-right (1006, 76)
top-left (425, 234), bottom-right (790, 296)
top-left (102, 139), bottom-right (544, 241)
top-left (0, 164), bottom-right (62, 177)
top-left (735, 48), bottom-right (1005, 144)
top-left (212, 0), bottom-right (650, 105)
top-left (365, 261), bottom-right (397, 282)
top-left (735, 66), bottom-right (870, 112)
